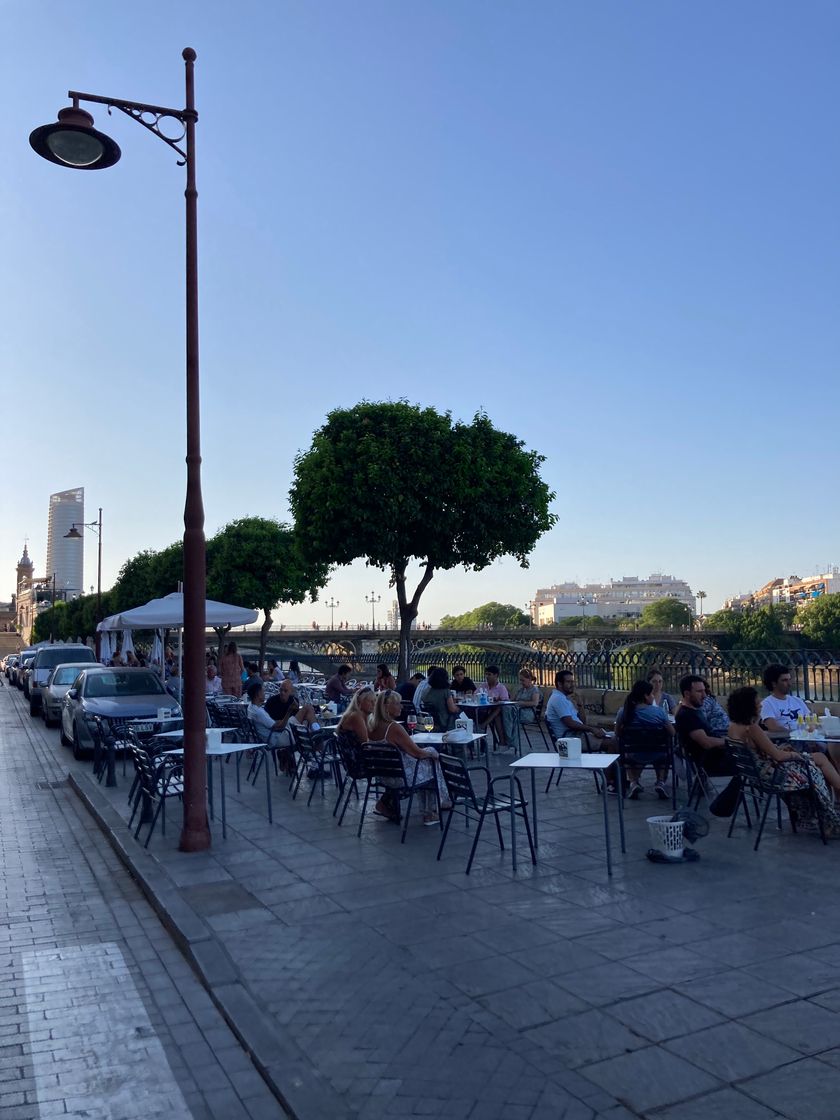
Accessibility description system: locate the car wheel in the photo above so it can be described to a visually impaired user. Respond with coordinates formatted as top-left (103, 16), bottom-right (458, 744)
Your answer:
top-left (72, 723), bottom-right (85, 760)
top-left (44, 711), bottom-right (55, 728)
top-left (29, 699), bottom-right (39, 717)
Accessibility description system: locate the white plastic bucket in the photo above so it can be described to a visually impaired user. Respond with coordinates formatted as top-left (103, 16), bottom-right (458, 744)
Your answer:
top-left (647, 815), bottom-right (685, 861)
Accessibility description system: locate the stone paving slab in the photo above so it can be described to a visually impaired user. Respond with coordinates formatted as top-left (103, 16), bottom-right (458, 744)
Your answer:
top-left (13, 682), bottom-right (840, 1118)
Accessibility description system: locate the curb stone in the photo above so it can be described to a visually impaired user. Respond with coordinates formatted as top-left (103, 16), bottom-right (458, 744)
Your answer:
top-left (68, 770), bottom-right (353, 1120)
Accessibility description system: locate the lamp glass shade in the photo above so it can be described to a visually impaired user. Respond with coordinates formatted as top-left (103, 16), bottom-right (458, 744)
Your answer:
top-left (64, 525), bottom-right (82, 539)
top-left (45, 127), bottom-right (105, 168)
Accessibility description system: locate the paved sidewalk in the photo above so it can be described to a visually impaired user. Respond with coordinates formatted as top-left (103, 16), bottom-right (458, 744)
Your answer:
top-left (12, 681), bottom-right (840, 1119)
top-left (0, 685), bottom-right (288, 1120)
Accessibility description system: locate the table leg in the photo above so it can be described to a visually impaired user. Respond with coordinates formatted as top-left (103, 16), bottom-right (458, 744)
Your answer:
top-left (510, 776), bottom-right (517, 872)
top-left (235, 752), bottom-right (241, 793)
top-left (264, 748), bottom-right (273, 824)
top-left (106, 744), bottom-right (117, 788)
top-left (207, 752), bottom-right (215, 821)
top-left (219, 755), bottom-right (227, 840)
top-left (601, 772), bottom-right (613, 877)
top-left (615, 763), bottom-right (626, 853)
top-left (530, 768), bottom-right (538, 848)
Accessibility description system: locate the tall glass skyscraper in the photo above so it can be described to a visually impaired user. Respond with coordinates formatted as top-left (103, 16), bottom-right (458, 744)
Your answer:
top-left (45, 488), bottom-right (84, 598)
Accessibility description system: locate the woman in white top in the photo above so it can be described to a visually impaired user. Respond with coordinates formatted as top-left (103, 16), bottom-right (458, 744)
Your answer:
top-left (647, 669), bottom-right (677, 715)
top-left (368, 690), bottom-right (450, 825)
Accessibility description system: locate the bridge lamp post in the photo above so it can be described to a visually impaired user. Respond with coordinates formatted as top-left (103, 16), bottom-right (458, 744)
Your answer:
top-left (365, 591), bottom-right (381, 630)
top-left (30, 49), bottom-right (210, 853)
top-left (326, 596), bottom-right (340, 629)
top-left (578, 596), bottom-right (587, 629)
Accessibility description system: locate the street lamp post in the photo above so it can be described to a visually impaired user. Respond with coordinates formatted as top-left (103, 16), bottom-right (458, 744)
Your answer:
top-left (326, 596), bottom-right (340, 629)
top-left (65, 507), bottom-right (103, 656)
top-left (31, 49), bottom-right (210, 852)
top-left (365, 591), bottom-right (381, 630)
top-left (578, 595), bottom-right (587, 629)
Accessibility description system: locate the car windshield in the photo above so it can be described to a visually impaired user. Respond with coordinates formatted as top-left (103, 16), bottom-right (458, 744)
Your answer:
top-left (53, 667), bottom-right (83, 685)
top-left (83, 672), bottom-right (166, 698)
top-left (38, 648), bottom-right (94, 669)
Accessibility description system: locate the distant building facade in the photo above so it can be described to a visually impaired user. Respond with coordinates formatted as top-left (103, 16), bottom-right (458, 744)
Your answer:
top-left (533, 573), bottom-right (695, 624)
top-left (15, 544), bottom-right (52, 644)
top-left (725, 569), bottom-right (840, 611)
top-left (45, 488), bottom-right (84, 598)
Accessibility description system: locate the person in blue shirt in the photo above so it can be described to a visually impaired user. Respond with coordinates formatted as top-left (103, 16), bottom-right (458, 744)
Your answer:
top-left (545, 671), bottom-right (607, 743)
top-left (615, 679), bottom-right (674, 799)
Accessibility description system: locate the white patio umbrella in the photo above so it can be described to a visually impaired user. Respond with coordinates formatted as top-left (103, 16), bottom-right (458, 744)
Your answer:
top-left (99, 630), bottom-right (114, 664)
top-left (151, 633), bottom-right (163, 675)
top-left (121, 629), bottom-right (135, 657)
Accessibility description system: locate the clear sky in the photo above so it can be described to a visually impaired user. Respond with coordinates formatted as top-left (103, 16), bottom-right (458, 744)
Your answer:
top-left (3, 1), bottom-right (839, 627)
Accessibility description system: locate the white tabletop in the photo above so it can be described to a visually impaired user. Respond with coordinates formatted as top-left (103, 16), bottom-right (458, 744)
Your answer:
top-left (153, 727), bottom-right (237, 740)
top-left (162, 742), bottom-right (262, 757)
top-left (412, 732), bottom-right (487, 744)
top-left (127, 716), bottom-right (182, 725)
top-left (510, 751), bottom-right (620, 771)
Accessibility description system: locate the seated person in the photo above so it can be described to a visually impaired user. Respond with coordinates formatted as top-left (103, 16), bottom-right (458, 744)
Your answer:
top-left (647, 668), bottom-right (677, 714)
top-left (675, 675), bottom-right (737, 793)
top-left (413, 666), bottom-right (438, 710)
top-left (374, 663), bottom-right (397, 692)
top-left (165, 665), bottom-right (183, 703)
top-left (514, 668), bottom-right (541, 724)
top-left (701, 684), bottom-right (730, 736)
top-left (368, 690), bottom-right (450, 825)
top-left (397, 672), bottom-right (424, 703)
top-left (450, 665), bottom-right (477, 694)
top-left (545, 670), bottom-right (607, 744)
top-left (474, 665), bottom-right (511, 746)
top-left (615, 679), bottom-right (674, 800)
top-left (727, 686), bottom-right (840, 833)
top-left (286, 660), bottom-right (302, 685)
top-left (325, 664), bottom-right (354, 711)
top-left (760, 664), bottom-right (810, 732)
top-left (337, 686), bottom-right (374, 745)
top-left (423, 667), bottom-right (459, 731)
top-left (205, 663), bottom-right (222, 697)
top-left (267, 658), bottom-right (285, 683)
top-left (247, 680), bottom-right (317, 751)
top-left (242, 662), bottom-right (262, 693)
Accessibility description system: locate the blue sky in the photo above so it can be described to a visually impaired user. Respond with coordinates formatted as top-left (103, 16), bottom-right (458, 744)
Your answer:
top-left (3, 1), bottom-right (839, 626)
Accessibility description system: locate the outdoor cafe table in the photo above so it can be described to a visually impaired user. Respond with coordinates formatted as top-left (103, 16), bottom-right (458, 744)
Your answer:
top-left (509, 752), bottom-right (625, 876)
top-left (161, 741), bottom-right (266, 839)
top-left (412, 730), bottom-right (488, 759)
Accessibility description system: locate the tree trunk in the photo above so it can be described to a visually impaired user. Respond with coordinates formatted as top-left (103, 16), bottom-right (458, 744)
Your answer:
top-left (213, 625), bottom-right (230, 662)
top-left (259, 610), bottom-right (272, 672)
top-left (395, 562), bottom-right (435, 683)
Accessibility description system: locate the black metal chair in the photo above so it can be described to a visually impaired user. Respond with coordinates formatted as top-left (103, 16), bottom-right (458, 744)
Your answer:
top-left (543, 728), bottom-right (610, 794)
top-left (436, 754), bottom-right (536, 873)
top-left (290, 725), bottom-right (340, 805)
top-left (618, 725), bottom-right (675, 809)
top-left (127, 745), bottom-right (184, 848)
top-left (726, 740), bottom-right (828, 849)
top-left (519, 693), bottom-right (550, 751)
top-left (357, 741), bottom-right (439, 843)
top-left (333, 729), bottom-right (366, 825)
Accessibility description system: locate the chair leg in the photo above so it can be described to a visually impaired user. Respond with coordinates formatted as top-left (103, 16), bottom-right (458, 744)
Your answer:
top-left (357, 780), bottom-right (373, 838)
top-left (727, 792), bottom-right (744, 837)
top-left (436, 801), bottom-right (458, 860)
top-left (519, 801), bottom-right (537, 866)
top-left (145, 798), bottom-right (164, 848)
top-left (400, 788), bottom-right (416, 843)
top-left (465, 802), bottom-right (491, 874)
top-left (493, 810), bottom-right (505, 852)
top-left (333, 773), bottom-right (347, 816)
top-left (754, 792), bottom-right (774, 851)
top-left (337, 780), bottom-right (357, 827)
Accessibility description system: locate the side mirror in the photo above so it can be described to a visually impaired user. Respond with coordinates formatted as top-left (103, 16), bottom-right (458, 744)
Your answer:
top-left (67, 688), bottom-right (78, 701)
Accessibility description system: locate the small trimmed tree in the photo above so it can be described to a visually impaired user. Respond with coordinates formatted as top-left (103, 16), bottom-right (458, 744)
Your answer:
top-left (440, 602), bottom-right (530, 630)
top-left (290, 403), bottom-right (556, 680)
top-left (639, 598), bottom-right (693, 630)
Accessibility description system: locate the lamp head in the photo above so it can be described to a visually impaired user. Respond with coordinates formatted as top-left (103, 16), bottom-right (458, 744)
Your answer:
top-left (30, 106), bottom-right (121, 170)
top-left (64, 524), bottom-right (83, 539)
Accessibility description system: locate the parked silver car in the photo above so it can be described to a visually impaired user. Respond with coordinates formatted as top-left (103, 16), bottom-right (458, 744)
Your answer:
top-left (41, 662), bottom-right (97, 727)
top-left (60, 667), bottom-right (181, 759)
top-left (17, 650), bottom-right (37, 694)
top-left (4, 654), bottom-right (19, 681)
top-left (29, 644), bottom-right (96, 716)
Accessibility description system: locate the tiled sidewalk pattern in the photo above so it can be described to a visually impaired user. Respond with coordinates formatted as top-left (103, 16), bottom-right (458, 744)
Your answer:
top-left (0, 686), bottom-right (288, 1120)
top-left (12, 680), bottom-right (840, 1118)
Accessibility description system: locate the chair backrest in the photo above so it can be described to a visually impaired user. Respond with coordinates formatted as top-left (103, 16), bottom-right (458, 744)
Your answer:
top-left (292, 723), bottom-right (317, 757)
top-left (725, 738), bottom-right (775, 790)
top-left (362, 741), bottom-right (406, 782)
top-left (334, 729), bottom-right (366, 778)
top-left (619, 724), bottom-right (670, 752)
top-left (400, 700), bottom-right (417, 720)
top-left (438, 753), bottom-right (479, 808)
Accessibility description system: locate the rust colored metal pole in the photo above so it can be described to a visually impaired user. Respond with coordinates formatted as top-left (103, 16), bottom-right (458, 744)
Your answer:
top-left (95, 508), bottom-right (103, 660)
top-left (178, 47), bottom-right (210, 852)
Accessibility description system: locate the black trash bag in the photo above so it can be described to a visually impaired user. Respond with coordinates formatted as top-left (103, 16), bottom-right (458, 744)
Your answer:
top-left (670, 809), bottom-right (710, 843)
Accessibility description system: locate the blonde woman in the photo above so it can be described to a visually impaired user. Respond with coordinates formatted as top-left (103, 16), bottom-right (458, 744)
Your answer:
top-left (337, 686), bottom-right (375, 744)
top-left (368, 689), bottom-right (450, 825)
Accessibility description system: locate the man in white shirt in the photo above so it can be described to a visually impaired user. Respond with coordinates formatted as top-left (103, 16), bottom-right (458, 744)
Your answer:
top-left (246, 681), bottom-right (296, 748)
top-left (760, 664), bottom-right (809, 731)
top-left (205, 664), bottom-right (222, 696)
top-left (413, 666), bottom-right (438, 710)
top-left (545, 670), bottom-right (606, 743)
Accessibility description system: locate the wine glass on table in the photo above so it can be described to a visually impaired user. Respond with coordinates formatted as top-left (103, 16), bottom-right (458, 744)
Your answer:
top-left (407, 710), bottom-right (417, 735)
top-left (422, 711), bottom-right (434, 733)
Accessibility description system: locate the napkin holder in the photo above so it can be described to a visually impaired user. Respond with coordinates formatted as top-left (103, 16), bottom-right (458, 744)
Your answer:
top-left (206, 728), bottom-right (223, 749)
top-left (455, 715), bottom-right (473, 736)
top-left (555, 737), bottom-right (582, 760)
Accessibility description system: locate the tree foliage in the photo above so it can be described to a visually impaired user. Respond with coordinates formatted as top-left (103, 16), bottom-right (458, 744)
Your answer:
top-left (639, 598), bottom-right (693, 629)
top-left (290, 402), bottom-right (556, 679)
top-left (440, 602), bottom-right (530, 630)
top-left (798, 594), bottom-right (840, 650)
top-left (703, 604), bottom-right (798, 650)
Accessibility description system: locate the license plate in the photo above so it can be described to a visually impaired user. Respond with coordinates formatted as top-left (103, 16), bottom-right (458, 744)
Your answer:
top-left (133, 721), bottom-right (153, 732)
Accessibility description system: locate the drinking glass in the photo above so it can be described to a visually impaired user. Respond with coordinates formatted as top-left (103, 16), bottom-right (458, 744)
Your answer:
top-left (407, 712), bottom-right (417, 735)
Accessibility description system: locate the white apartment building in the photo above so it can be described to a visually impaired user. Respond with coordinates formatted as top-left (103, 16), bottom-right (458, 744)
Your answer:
top-left (533, 573), bottom-right (695, 624)
top-left (45, 488), bottom-right (84, 598)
